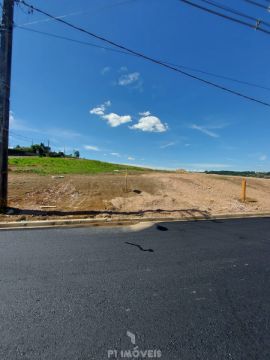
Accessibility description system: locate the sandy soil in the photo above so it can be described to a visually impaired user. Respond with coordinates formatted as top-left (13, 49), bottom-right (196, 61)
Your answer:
top-left (1, 172), bottom-right (270, 222)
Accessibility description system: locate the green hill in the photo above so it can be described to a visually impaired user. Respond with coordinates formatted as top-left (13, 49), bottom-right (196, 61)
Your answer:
top-left (9, 156), bottom-right (151, 175)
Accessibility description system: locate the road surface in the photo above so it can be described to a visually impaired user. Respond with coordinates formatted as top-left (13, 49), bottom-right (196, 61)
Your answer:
top-left (0, 218), bottom-right (270, 359)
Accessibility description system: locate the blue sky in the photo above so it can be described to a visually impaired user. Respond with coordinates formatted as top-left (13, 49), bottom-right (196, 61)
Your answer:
top-left (7, 0), bottom-right (270, 171)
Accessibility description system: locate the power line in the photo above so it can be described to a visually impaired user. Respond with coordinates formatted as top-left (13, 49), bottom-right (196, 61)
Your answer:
top-left (9, 130), bottom-right (53, 147)
top-left (179, 0), bottom-right (270, 35)
top-left (9, 134), bottom-right (32, 144)
top-left (16, 0), bottom-right (31, 15)
top-left (15, 0), bottom-right (270, 107)
top-left (16, 25), bottom-right (270, 92)
top-left (9, 130), bottom-right (33, 141)
top-left (167, 62), bottom-right (270, 91)
top-left (199, 0), bottom-right (270, 28)
top-left (244, 0), bottom-right (270, 10)
top-left (17, 0), bottom-right (139, 27)
top-left (16, 25), bottom-right (132, 57)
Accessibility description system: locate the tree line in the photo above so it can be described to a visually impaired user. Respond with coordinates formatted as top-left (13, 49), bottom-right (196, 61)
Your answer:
top-left (11, 143), bottom-right (80, 158)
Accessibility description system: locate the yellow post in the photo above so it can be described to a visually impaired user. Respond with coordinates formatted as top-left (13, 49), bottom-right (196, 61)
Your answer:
top-left (241, 178), bottom-right (247, 202)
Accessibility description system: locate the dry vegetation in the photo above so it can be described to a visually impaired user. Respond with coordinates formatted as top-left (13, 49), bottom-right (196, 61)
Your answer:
top-left (2, 171), bottom-right (270, 222)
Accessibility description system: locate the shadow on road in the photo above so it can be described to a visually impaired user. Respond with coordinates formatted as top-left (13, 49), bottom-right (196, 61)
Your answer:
top-left (7, 207), bottom-right (214, 220)
top-left (156, 225), bottom-right (168, 231)
top-left (125, 242), bottom-right (154, 252)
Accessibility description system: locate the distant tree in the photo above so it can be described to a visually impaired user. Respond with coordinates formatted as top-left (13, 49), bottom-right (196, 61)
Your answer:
top-left (48, 151), bottom-right (65, 158)
top-left (31, 143), bottom-right (51, 156)
top-left (73, 150), bottom-right (80, 158)
top-left (10, 142), bottom-right (75, 158)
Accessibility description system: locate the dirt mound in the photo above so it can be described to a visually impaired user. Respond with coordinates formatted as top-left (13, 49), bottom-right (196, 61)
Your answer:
top-left (2, 172), bottom-right (270, 221)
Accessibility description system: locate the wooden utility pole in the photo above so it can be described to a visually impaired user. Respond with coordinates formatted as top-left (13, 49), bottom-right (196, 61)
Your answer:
top-left (0, 0), bottom-right (15, 211)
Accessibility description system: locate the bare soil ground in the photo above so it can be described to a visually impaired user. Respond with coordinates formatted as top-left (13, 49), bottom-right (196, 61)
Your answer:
top-left (1, 172), bottom-right (270, 222)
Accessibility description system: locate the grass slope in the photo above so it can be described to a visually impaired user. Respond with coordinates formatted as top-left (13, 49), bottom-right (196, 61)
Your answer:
top-left (9, 157), bottom-right (150, 175)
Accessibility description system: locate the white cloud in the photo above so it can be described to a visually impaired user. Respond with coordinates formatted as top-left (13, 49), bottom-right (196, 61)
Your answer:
top-left (131, 114), bottom-right (168, 133)
top-left (139, 111), bottom-right (151, 117)
top-left (84, 145), bottom-right (100, 151)
top-left (259, 154), bottom-right (267, 161)
top-left (53, 146), bottom-right (73, 153)
top-left (191, 163), bottom-right (231, 168)
top-left (180, 163), bottom-right (231, 171)
top-left (127, 156), bottom-right (135, 161)
top-left (19, 10), bottom-right (83, 26)
top-left (10, 111), bottom-right (15, 128)
top-left (102, 113), bottom-right (132, 127)
top-left (10, 112), bottom-right (82, 138)
top-left (9, 111), bottom-right (37, 132)
top-left (90, 106), bottom-right (106, 116)
top-left (191, 124), bottom-right (219, 138)
top-left (119, 66), bottom-right (128, 72)
top-left (9, 112), bottom-right (86, 153)
top-left (90, 101), bottom-right (130, 128)
top-left (101, 66), bottom-right (110, 75)
top-left (90, 100), bottom-right (111, 116)
top-left (53, 129), bottom-right (82, 138)
top-left (122, 163), bottom-right (174, 170)
top-left (118, 72), bottom-right (140, 86)
top-left (160, 142), bottom-right (175, 149)
top-left (110, 152), bottom-right (121, 157)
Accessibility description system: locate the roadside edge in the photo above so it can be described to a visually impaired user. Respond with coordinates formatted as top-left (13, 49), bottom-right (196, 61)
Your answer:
top-left (0, 212), bottom-right (269, 230)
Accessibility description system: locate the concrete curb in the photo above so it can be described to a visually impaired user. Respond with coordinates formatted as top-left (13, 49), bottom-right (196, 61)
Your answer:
top-left (0, 212), bottom-right (269, 230)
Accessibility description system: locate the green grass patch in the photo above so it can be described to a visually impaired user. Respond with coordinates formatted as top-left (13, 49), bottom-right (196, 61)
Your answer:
top-left (9, 156), bottom-right (152, 175)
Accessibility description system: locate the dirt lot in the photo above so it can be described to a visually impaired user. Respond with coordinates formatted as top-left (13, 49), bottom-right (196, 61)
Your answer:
top-left (1, 172), bottom-right (270, 222)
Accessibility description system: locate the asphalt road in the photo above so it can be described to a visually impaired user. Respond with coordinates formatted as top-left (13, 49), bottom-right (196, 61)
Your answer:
top-left (0, 218), bottom-right (270, 360)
